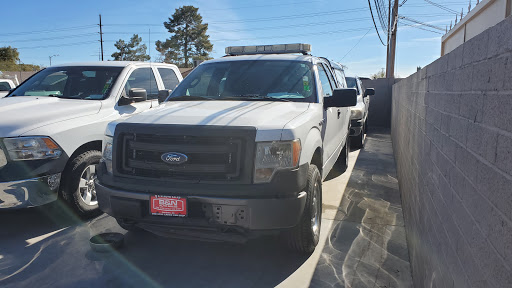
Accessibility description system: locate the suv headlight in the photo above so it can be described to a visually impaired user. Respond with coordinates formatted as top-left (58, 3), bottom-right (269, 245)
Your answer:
top-left (102, 136), bottom-right (113, 174)
top-left (254, 139), bottom-right (301, 183)
top-left (2, 137), bottom-right (62, 161)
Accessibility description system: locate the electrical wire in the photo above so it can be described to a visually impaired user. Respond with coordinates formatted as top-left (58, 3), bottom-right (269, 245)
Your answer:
top-left (0, 25), bottom-right (97, 37)
top-left (399, 16), bottom-right (445, 31)
top-left (7, 33), bottom-right (98, 43)
top-left (423, 0), bottom-right (459, 14)
top-left (16, 41), bottom-right (99, 50)
top-left (368, 0), bottom-right (386, 46)
top-left (398, 22), bottom-right (443, 34)
top-left (339, 28), bottom-right (373, 62)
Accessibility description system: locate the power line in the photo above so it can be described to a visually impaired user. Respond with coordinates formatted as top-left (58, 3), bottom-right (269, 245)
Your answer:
top-left (339, 28), bottom-right (373, 62)
top-left (398, 22), bottom-right (443, 34)
top-left (368, 0), bottom-right (386, 46)
top-left (0, 25), bottom-right (97, 37)
top-left (399, 16), bottom-right (445, 31)
top-left (15, 40), bottom-right (99, 50)
top-left (423, 0), bottom-right (459, 14)
top-left (6, 33), bottom-right (98, 43)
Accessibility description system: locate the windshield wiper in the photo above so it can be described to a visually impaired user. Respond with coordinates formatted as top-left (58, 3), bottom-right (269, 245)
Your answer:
top-left (221, 95), bottom-right (292, 102)
top-left (168, 95), bottom-right (213, 101)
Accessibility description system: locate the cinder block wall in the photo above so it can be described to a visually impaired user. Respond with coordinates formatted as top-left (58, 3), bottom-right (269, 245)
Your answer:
top-left (362, 78), bottom-right (401, 128)
top-left (392, 16), bottom-right (512, 288)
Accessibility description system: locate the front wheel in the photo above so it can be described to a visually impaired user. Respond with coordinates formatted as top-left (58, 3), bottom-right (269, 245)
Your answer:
top-left (283, 164), bottom-right (322, 253)
top-left (61, 150), bottom-right (102, 218)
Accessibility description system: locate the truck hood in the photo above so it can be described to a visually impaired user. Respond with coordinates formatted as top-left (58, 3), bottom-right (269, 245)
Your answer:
top-left (0, 96), bottom-right (102, 137)
top-left (122, 101), bottom-right (310, 129)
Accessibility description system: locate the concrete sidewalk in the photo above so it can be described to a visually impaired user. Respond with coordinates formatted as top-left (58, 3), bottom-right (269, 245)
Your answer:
top-left (310, 129), bottom-right (413, 288)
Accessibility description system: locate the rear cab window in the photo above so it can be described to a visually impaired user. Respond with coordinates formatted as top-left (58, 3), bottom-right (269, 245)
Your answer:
top-left (158, 68), bottom-right (180, 90)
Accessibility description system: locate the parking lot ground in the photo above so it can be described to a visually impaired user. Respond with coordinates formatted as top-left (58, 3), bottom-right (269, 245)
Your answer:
top-left (0, 128), bottom-right (412, 288)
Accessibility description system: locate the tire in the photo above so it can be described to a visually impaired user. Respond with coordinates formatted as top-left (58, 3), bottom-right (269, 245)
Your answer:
top-left (61, 150), bottom-right (102, 218)
top-left (116, 218), bottom-right (142, 232)
top-left (337, 139), bottom-right (349, 173)
top-left (284, 164), bottom-right (322, 253)
top-left (364, 119), bottom-right (368, 134)
top-left (351, 123), bottom-right (364, 150)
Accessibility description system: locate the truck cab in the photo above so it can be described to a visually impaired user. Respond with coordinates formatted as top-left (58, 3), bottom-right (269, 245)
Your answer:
top-left (96, 44), bottom-right (356, 253)
top-left (0, 62), bottom-right (182, 216)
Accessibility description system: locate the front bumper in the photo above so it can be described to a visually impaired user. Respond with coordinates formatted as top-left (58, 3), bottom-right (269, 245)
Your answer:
top-left (0, 173), bottom-right (61, 209)
top-left (96, 180), bottom-right (307, 231)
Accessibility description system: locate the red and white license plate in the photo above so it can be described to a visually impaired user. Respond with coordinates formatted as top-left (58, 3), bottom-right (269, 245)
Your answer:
top-left (150, 195), bottom-right (187, 217)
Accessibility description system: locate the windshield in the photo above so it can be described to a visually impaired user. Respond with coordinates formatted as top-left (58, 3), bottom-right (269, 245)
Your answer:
top-left (169, 60), bottom-right (316, 103)
top-left (9, 66), bottom-right (123, 100)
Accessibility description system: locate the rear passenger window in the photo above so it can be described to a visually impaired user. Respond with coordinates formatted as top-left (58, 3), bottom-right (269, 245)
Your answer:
top-left (125, 68), bottom-right (158, 100)
top-left (158, 68), bottom-right (180, 90)
top-left (317, 64), bottom-right (333, 97)
top-left (334, 70), bottom-right (346, 88)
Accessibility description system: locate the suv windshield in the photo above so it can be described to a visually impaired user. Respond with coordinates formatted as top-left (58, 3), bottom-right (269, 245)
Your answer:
top-left (169, 60), bottom-right (316, 103)
top-left (9, 66), bottom-right (123, 100)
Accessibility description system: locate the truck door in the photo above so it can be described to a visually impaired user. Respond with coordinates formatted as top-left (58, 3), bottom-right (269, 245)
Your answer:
top-left (116, 67), bottom-right (159, 117)
top-left (317, 63), bottom-right (343, 170)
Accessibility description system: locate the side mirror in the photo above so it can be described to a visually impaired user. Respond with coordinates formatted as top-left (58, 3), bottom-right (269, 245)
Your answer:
top-left (364, 88), bottom-right (375, 97)
top-left (324, 88), bottom-right (357, 108)
top-left (128, 88), bottom-right (147, 102)
top-left (158, 89), bottom-right (172, 103)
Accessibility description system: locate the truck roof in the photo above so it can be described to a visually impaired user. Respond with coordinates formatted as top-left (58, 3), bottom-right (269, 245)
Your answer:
top-left (207, 54), bottom-right (317, 64)
top-left (52, 61), bottom-right (178, 68)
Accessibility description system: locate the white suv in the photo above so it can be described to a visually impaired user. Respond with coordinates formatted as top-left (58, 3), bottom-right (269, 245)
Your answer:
top-left (96, 44), bottom-right (356, 253)
top-left (0, 62), bottom-right (182, 216)
top-left (346, 76), bottom-right (374, 148)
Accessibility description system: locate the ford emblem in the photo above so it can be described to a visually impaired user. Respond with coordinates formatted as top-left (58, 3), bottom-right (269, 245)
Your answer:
top-left (161, 152), bottom-right (188, 165)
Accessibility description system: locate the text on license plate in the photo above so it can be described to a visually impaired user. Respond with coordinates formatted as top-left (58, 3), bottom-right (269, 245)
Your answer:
top-left (150, 195), bottom-right (187, 217)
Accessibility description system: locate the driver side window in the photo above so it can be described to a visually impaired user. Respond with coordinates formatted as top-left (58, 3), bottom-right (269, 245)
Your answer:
top-left (124, 68), bottom-right (159, 100)
top-left (317, 64), bottom-right (333, 97)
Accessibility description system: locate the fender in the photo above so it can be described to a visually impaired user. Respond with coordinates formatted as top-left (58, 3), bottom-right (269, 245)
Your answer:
top-left (300, 127), bottom-right (323, 167)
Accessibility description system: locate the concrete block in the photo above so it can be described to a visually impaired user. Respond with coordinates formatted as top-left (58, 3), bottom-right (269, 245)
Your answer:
top-left (485, 209), bottom-right (512, 267)
top-left (447, 45), bottom-right (464, 71)
top-left (482, 93), bottom-right (512, 134)
top-left (442, 136), bottom-right (457, 162)
top-left (466, 123), bottom-right (498, 163)
top-left (455, 236), bottom-right (490, 287)
top-left (455, 144), bottom-right (479, 181)
top-left (487, 15), bottom-right (512, 58)
top-left (440, 113), bottom-right (451, 134)
top-left (496, 134), bottom-right (512, 177)
top-left (476, 161), bottom-right (512, 222)
top-left (502, 54), bottom-right (512, 91)
top-left (459, 92), bottom-right (483, 123)
top-left (449, 116), bottom-right (468, 146)
top-left (462, 28), bottom-right (489, 65)
top-left (460, 183), bottom-right (494, 236)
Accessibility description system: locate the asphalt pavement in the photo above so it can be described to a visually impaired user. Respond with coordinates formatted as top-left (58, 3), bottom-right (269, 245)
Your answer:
top-left (0, 129), bottom-right (412, 288)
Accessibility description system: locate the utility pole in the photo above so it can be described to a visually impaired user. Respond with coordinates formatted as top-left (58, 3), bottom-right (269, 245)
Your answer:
top-left (386, 0), bottom-right (399, 78)
top-left (49, 54), bottom-right (59, 66)
top-left (99, 14), bottom-right (104, 61)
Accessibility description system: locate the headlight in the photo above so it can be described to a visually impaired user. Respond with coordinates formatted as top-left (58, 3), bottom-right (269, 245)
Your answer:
top-left (254, 139), bottom-right (301, 183)
top-left (2, 137), bottom-right (62, 161)
top-left (102, 136), bottom-right (113, 174)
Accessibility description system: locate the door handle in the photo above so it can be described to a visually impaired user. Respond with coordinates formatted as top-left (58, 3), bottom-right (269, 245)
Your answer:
top-left (337, 109), bottom-right (341, 119)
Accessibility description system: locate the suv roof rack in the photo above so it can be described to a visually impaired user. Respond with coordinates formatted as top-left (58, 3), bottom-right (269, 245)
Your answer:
top-left (225, 43), bottom-right (311, 56)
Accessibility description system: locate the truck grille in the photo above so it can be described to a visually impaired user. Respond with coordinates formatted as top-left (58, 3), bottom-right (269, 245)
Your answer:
top-left (113, 124), bottom-right (256, 182)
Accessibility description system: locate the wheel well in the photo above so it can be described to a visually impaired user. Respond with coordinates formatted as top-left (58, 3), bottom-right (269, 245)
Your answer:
top-left (61, 141), bottom-right (102, 186)
top-left (311, 147), bottom-right (322, 175)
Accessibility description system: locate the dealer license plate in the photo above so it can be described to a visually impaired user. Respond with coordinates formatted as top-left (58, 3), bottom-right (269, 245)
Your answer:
top-left (150, 195), bottom-right (187, 217)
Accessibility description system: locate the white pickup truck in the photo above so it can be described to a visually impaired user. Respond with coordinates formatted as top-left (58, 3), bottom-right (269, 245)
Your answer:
top-left (0, 62), bottom-right (182, 217)
top-left (0, 79), bottom-right (17, 98)
top-left (96, 44), bottom-right (356, 253)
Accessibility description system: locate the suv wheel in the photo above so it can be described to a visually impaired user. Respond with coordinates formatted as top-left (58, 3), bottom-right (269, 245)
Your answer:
top-left (284, 164), bottom-right (322, 253)
top-left (61, 150), bottom-right (102, 218)
top-left (351, 123), bottom-right (364, 150)
top-left (337, 139), bottom-right (349, 173)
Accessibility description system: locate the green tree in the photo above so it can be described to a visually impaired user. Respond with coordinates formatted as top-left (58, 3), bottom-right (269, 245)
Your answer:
top-left (0, 46), bottom-right (40, 71)
top-left (0, 46), bottom-right (19, 64)
top-left (111, 34), bottom-right (150, 61)
top-left (156, 6), bottom-right (213, 68)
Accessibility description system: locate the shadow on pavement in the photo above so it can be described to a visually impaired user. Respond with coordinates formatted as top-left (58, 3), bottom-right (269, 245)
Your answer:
top-left (309, 128), bottom-right (413, 288)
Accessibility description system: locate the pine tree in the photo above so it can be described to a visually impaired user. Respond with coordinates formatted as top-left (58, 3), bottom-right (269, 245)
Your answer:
top-left (156, 6), bottom-right (213, 68)
top-left (111, 34), bottom-right (150, 61)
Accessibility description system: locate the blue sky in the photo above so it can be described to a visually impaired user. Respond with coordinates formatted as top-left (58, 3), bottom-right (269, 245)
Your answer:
top-left (1, 0), bottom-right (469, 77)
